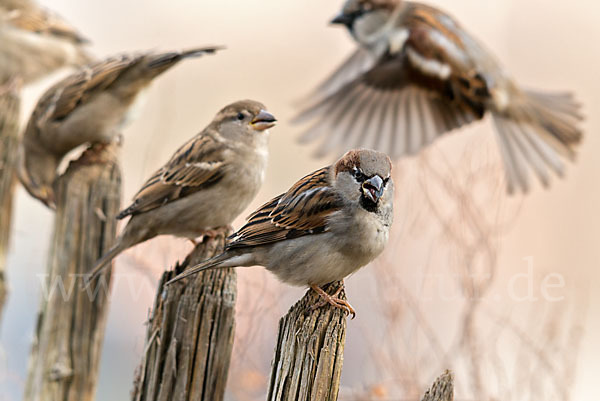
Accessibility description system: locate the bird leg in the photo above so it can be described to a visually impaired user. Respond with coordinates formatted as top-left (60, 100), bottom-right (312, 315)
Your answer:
top-left (310, 284), bottom-right (356, 319)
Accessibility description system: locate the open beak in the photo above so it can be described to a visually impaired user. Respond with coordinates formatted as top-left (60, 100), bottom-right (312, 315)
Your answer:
top-left (331, 12), bottom-right (354, 26)
top-left (251, 110), bottom-right (277, 131)
top-left (362, 175), bottom-right (384, 204)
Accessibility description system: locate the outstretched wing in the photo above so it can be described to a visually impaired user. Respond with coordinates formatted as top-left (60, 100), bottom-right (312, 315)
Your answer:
top-left (117, 131), bottom-right (229, 219)
top-left (227, 167), bottom-right (343, 249)
top-left (296, 4), bottom-right (491, 158)
top-left (31, 54), bottom-right (142, 129)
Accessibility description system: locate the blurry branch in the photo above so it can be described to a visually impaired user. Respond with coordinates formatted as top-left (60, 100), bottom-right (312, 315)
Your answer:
top-left (132, 232), bottom-right (236, 401)
top-left (421, 371), bottom-right (453, 401)
top-left (24, 144), bottom-right (121, 401)
top-left (0, 77), bottom-right (21, 325)
top-left (267, 281), bottom-right (347, 401)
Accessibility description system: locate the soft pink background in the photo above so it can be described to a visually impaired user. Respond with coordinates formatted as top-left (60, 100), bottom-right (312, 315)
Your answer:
top-left (1, 0), bottom-right (598, 400)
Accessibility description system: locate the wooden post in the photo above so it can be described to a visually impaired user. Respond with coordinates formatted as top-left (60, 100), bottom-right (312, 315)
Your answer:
top-left (267, 281), bottom-right (347, 401)
top-left (132, 232), bottom-right (237, 401)
top-left (421, 371), bottom-right (454, 401)
top-left (24, 144), bottom-right (122, 401)
top-left (0, 78), bottom-right (21, 324)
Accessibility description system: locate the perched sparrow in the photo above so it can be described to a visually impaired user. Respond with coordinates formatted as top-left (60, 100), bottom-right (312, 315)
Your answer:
top-left (0, 0), bottom-right (91, 84)
top-left (296, 0), bottom-right (583, 194)
top-left (18, 46), bottom-right (222, 208)
top-left (168, 149), bottom-right (394, 317)
top-left (87, 100), bottom-right (276, 280)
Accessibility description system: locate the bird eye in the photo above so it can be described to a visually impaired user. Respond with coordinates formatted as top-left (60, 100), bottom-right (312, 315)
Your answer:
top-left (237, 112), bottom-right (245, 121)
top-left (353, 168), bottom-right (367, 182)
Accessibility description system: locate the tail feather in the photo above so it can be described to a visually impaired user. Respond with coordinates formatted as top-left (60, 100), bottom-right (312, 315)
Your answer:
top-left (146, 46), bottom-right (224, 70)
top-left (492, 89), bottom-right (583, 193)
top-left (166, 252), bottom-right (232, 286)
top-left (86, 242), bottom-right (126, 284)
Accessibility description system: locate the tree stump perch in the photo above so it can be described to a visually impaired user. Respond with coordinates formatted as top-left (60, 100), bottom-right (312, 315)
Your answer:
top-left (24, 144), bottom-right (122, 401)
top-left (267, 281), bottom-right (348, 401)
top-left (0, 78), bottom-right (21, 324)
top-left (132, 232), bottom-right (237, 401)
top-left (421, 370), bottom-right (454, 401)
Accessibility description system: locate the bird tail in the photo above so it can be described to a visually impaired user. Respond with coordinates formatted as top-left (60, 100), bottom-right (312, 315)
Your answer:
top-left (145, 46), bottom-right (224, 71)
top-left (85, 242), bottom-right (127, 285)
top-left (491, 89), bottom-right (583, 194)
top-left (165, 252), bottom-right (231, 286)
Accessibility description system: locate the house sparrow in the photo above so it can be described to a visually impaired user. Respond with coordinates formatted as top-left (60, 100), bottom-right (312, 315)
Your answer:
top-left (167, 149), bottom-right (394, 317)
top-left (295, 0), bottom-right (583, 194)
top-left (0, 0), bottom-right (91, 84)
top-left (18, 46), bottom-right (222, 208)
top-left (87, 100), bottom-right (276, 281)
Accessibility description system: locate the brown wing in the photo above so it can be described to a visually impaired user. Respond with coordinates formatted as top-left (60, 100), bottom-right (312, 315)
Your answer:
top-left (117, 132), bottom-right (229, 219)
top-left (296, 4), bottom-right (491, 158)
top-left (31, 54), bottom-right (142, 128)
top-left (227, 167), bottom-right (343, 249)
top-left (3, 1), bottom-right (88, 43)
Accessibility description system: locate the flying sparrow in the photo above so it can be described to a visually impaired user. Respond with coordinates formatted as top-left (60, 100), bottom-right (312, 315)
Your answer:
top-left (167, 149), bottom-right (394, 317)
top-left (295, 0), bottom-right (583, 194)
top-left (0, 0), bottom-right (91, 84)
top-left (87, 100), bottom-right (276, 281)
top-left (18, 46), bottom-right (222, 208)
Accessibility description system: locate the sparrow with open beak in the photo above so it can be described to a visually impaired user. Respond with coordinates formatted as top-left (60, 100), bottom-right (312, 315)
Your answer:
top-left (0, 0), bottom-right (92, 84)
top-left (87, 100), bottom-right (276, 280)
top-left (167, 149), bottom-right (394, 317)
top-left (296, 0), bottom-right (583, 194)
top-left (18, 46), bottom-right (222, 208)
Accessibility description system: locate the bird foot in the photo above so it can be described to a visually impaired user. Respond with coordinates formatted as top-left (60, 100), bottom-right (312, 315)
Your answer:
top-left (310, 284), bottom-right (356, 319)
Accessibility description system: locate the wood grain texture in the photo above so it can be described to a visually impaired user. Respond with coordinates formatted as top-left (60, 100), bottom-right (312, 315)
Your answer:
top-left (267, 281), bottom-right (347, 401)
top-left (421, 370), bottom-right (454, 401)
top-left (24, 144), bottom-right (122, 401)
top-left (0, 79), bottom-right (20, 324)
top-left (132, 232), bottom-right (237, 401)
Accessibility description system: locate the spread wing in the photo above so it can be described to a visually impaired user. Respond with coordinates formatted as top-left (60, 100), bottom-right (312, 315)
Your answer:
top-left (30, 54), bottom-right (141, 129)
top-left (117, 132), bottom-right (229, 219)
top-left (296, 4), bottom-right (491, 158)
top-left (226, 166), bottom-right (343, 249)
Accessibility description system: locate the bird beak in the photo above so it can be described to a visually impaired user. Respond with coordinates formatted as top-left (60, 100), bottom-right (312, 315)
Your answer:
top-left (251, 110), bottom-right (277, 131)
top-left (362, 175), bottom-right (384, 203)
top-left (331, 12), bottom-right (354, 26)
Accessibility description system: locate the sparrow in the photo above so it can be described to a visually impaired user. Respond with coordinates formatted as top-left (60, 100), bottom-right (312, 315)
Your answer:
top-left (295, 0), bottom-right (583, 194)
top-left (18, 46), bottom-right (222, 208)
top-left (87, 100), bottom-right (276, 281)
top-left (167, 149), bottom-right (394, 317)
top-left (0, 0), bottom-right (91, 84)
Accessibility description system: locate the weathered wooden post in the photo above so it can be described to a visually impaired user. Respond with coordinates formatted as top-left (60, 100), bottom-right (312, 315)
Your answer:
top-left (24, 144), bottom-right (121, 401)
top-left (267, 281), bottom-right (348, 401)
top-left (421, 370), bottom-right (454, 401)
top-left (0, 77), bottom-right (21, 323)
top-left (131, 232), bottom-right (237, 401)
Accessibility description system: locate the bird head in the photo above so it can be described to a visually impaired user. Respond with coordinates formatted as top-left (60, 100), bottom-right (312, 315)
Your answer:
top-left (17, 146), bottom-right (58, 209)
top-left (331, 0), bottom-right (400, 32)
top-left (333, 149), bottom-right (394, 214)
top-left (213, 100), bottom-right (277, 145)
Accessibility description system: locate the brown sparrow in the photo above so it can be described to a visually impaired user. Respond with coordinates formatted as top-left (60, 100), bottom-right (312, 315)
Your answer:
top-left (167, 149), bottom-right (394, 317)
top-left (0, 0), bottom-right (91, 83)
top-left (295, 0), bottom-right (583, 193)
top-left (87, 100), bottom-right (276, 280)
top-left (18, 46), bottom-right (222, 208)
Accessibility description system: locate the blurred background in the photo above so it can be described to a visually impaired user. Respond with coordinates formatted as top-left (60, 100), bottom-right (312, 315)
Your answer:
top-left (1, 0), bottom-right (598, 400)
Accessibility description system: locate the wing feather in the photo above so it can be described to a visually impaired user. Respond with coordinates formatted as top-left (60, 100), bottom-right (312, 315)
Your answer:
top-left (227, 167), bottom-right (343, 249)
top-left (117, 132), bottom-right (229, 219)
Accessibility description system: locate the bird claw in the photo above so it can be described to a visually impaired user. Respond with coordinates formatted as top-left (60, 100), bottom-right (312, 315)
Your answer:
top-left (310, 284), bottom-right (356, 319)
